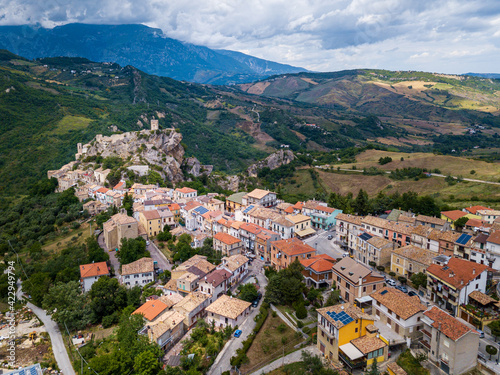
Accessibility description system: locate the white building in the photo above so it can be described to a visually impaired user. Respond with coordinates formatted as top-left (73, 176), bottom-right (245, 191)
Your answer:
top-left (205, 295), bottom-right (252, 328)
top-left (79, 262), bottom-right (109, 292)
top-left (121, 257), bottom-right (156, 288)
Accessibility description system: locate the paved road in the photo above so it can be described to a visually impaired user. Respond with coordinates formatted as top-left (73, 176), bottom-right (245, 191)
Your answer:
top-left (147, 241), bottom-right (171, 272)
top-left (303, 229), bottom-right (345, 259)
top-left (17, 282), bottom-right (76, 375)
top-left (97, 232), bottom-right (120, 277)
top-left (208, 265), bottom-right (268, 375)
top-left (249, 346), bottom-right (320, 375)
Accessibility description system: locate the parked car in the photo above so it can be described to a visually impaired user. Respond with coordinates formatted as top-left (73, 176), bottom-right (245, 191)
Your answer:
top-left (234, 329), bottom-right (242, 338)
top-left (478, 330), bottom-right (485, 338)
top-left (386, 279), bottom-right (396, 287)
top-left (252, 300), bottom-right (259, 308)
top-left (408, 291), bottom-right (418, 297)
top-left (396, 285), bottom-right (408, 293)
top-left (327, 234), bottom-right (333, 240)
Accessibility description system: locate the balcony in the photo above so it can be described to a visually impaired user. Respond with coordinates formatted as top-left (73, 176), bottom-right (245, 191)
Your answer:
top-left (421, 329), bottom-right (431, 338)
top-left (419, 339), bottom-right (431, 350)
top-left (339, 351), bottom-right (366, 371)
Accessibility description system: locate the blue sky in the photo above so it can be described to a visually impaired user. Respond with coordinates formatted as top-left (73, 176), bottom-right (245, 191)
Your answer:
top-left (1, 0), bottom-right (500, 73)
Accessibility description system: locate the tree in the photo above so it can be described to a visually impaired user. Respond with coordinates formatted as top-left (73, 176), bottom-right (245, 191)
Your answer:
top-left (324, 290), bottom-right (340, 307)
top-left (486, 345), bottom-right (498, 360)
top-left (453, 216), bottom-right (469, 232)
top-left (89, 276), bottom-right (128, 323)
top-left (295, 301), bottom-right (307, 319)
top-left (410, 272), bottom-right (427, 289)
top-left (365, 360), bottom-right (380, 375)
top-left (307, 288), bottom-right (321, 303)
top-left (117, 237), bottom-right (150, 265)
top-left (354, 189), bottom-right (370, 216)
top-left (122, 193), bottom-right (134, 217)
top-left (87, 236), bottom-right (110, 263)
top-left (133, 350), bottom-right (162, 375)
top-left (42, 281), bottom-right (91, 331)
top-left (23, 272), bottom-right (51, 306)
top-left (238, 284), bottom-right (258, 302)
top-left (489, 320), bottom-right (500, 342)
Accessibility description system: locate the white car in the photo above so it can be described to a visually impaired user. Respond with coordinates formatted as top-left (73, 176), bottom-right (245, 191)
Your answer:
top-left (386, 279), bottom-right (397, 287)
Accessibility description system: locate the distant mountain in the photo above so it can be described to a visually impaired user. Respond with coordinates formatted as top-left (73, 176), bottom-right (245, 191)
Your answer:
top-left (464, 73), bottom-right (500, 79)
top-left (0, 23), bottom-right (306, 84)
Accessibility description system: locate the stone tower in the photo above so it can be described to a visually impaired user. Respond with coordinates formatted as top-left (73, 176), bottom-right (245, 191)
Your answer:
top-left (151, 119), bottom-right (159, 131)
top-left (77, 143), bottom-right (83, 154)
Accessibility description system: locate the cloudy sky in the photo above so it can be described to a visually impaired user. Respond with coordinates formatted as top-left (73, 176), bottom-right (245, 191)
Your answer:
top-left (1, 0), bottom-right (500, 73)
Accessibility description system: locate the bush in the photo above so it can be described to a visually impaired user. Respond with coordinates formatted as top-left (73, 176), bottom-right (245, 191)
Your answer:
top-left (369, 261), bottom-right (376, 267)
top-left (277, 323), bottom-right (287, 333)
top-left (389, 271), bottom-right (396, 277)
top-left (398, 276), bottom-right (407, 284)
top-left (297, 320), bottom-right (304, 328)
top-left (272, 311), bottom-right (277, 318)
top-left (378, 156), bottom-right (392, 165)
top-left (376, 266), bottom-right (385, 272)
top-left (295, 302), bottom-right (307, 320)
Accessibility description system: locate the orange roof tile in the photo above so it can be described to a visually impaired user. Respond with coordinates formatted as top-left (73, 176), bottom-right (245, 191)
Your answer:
top-left (426, 258), bottom-right (488, 289)
top-left (271, 237), bottom-right (316, 256)
top-left (441, 210), bottom-right (467, 221)
top-left (133, 300), bottom-right (169, 321)
top-left (284, 206), bottom-right (294, 214)
top-left (176, 187), bottom-right (197, 194)
top-left (424, 306), bottom-right (475, 341)
top-left (300, 258), bottom-right (335, 273)
top-left (488, 231), bottom-right (500, 245)
top-left (466, 218), bottom-right (483, 227)
top-left (80, 262), bottom-right (109, 279)
top-left (214, 232), bottom-right (241, 245)
top-left (168, 203), bottom-right (180, 211)
top-left (466, 205), bottom-right (491, 215)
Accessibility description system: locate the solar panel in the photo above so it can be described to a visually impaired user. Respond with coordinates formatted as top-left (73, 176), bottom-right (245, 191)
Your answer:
top-left (194, 206), bottom-right (209, 215)
top-left (380, 290), bottom-right (388, 295)
top-left (359, 233), bottom-right (372, 241)
top-left (243, 205), bottom-right (255, 214)
top-left (456, 233), bottom-right (472, 245)
top-left (326, 310), bottom-right (354, 325)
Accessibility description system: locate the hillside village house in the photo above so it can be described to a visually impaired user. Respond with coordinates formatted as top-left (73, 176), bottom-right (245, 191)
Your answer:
top-left (133, 299), bottom-right (169, 323)
top-left (486, 231), bottom-right (500, 270)
top-left (288, 214), bottom-right (315, 239)
top-left (440, 210), bottom-right (480, 229)
top-left (120, 257), bottom-right (155, 288)
top-left (218, 254), bottom-right (250, 286)
top-left (410, 225), bottom-right (441, 252)
top-left (198, 268), bottom-right (232, 303)
top-left (213, 232), bottom-right (243, 256)
top-left (142, 310), bottom-right (185, 352)
top-left (242, 188), bottom-right (277, 208)
top-left (244, 206), bottom-right (279, 229)
top-left (139, 210), bottom-right (162, 237)
top-left (311, 206), bottom-right (342, 230)
top-left (300, 254), bottom-right (336, 288)
top-left (80, 261), bottom-right (109, 292)
top-left (103, 212), bottom-right (140, 250)
top-left (270, 237), bottom-right (316, 271)
top-left (174, 187), bottom-right (197, 201)
top-left (371, 287), bottom-right (427, 342)
top-left (173, 291), bottom-right (210, 329)
top-left (352, 232), bottom-right (395, 267)
top-left (477, 209), bottom-right (500, 224)
top-left (205, 295), bottom-right (252, 328)
top-left (415, 215), bottom-right (450, 231)
top-left (426, 258), bottom-right (488, 316)
top-left (390, 245), bottom-right (435, 279)
top-left (438, 231), bottom-right (461, 257)
top-left (239, 222), bottom-right (265, 252)
top-left (336, 214), bottom-right (363, 252)
top-left (225, 192), bottom-right (247, 213)
top-left (421, 306), bottom-right (479, 375)
top-left (256, 229), bottom-right (281, 262)
top-left (332, 257), bottom-right (385, 304)
top-left (271, 215), bottom-right (295, 239)
top-left (316, 303), bottom-right (387, 370)
top-left (158, 209), bottom-right (175, 228)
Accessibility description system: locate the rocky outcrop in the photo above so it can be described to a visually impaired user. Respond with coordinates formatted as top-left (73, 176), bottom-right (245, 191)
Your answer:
top-left (247, 150), bottom-right (295, 177)
top-left (184, 157), bottom-right (213, 177)
top-left (78, 129), bottom-right (185, 182)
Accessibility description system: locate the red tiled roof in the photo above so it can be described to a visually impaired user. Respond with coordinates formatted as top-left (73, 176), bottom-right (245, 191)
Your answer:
top-left (240, 222), bottom-right (264, 234)
top-left (424, 306), bottom-right (476, 341)
top-left (426, 258), bottom-right (488, 289)
top-left (141, 210), bottom-right (161, 220)
top-left (316, 205), bottom-right (335, 214)
top-left (214, 232), bottom-right (241, 245)
top-left (96, 187), bottom-right (109, 193)
top-left (284, 206), bottom-right (294, 214)
top-left (80, 262), bottom-right (109, 279)
top-left (488, 231), bottom-right (500, 245)
top-left (271, 237), bottom-right (316, 256)
top-left (168, 203), bottom-right (180, 211)
top-left (292, 202), bottom-right (304, 210)
top-left (441, 210), bottom-right (467, 221)
top-left (184, 201), bottom-right (203, 211)
top-left (133, 300), bottom-right (169, 321)
top-left (300, 257), bottom-right (335, 273)
top-left (466, 205), bottom-right (491, 215)
top-left (466, 218), bottom-right (484, 227)
top-left (176, 187), bottom-right (197, 194)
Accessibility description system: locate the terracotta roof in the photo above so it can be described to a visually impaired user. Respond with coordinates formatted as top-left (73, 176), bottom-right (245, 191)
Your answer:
top-left (300, 257), bottom-right (335, 273)
top-left (110, 213), bottom-right (137, 225)
top-left (221, 254), bottom-right (250, 272)
top-left (366, 236), bottom-right (393, 248)
top-left (468, 290), bottom-right (496, 305)
top-left (387, 362), bottom-right (407, 375)
top-left (246, 188), bottom-right (274, 199)
top-left (424, 306), bottom-right (475, 341)
top-left (176, 255), bottom-right (216, 274)
top-left (441, 210), bottom-right (467, 221)
top-left (133, 300), bottom-right (169, 321)
top-left (439, 230), bottom-right (461, 243)
top-left (159, 293), bottom-right (184, 306)
top-left (184, 201), bottom-right (203, 212)
top-left (284, 206), bottom-right (295, 214)
top-left (317, 303), bottom-right (371, 329)
top-left (336, 213), bottom-right (363, 225)
top-left (466, 218), bottom-right (483, 227)
top-left (426, 258), bottom-right (488, 289)
top-left (286, 214), bottom-right (310, 224)
top-left (214, 232), bottom-right (241, 245)
top-left (292, 201), bottom-right (304, 210)
top-left (411, 225), bottom-right (434, 237)
top-left (80, 262), bottom-right (109, 279)
top-left (277, 202), bottom-right (293, 211)
top-left (392, 245), bottom-right (434, 266)
top-left (272, 215), bottom-right (294, 227)
top-left (488, 231), bottom-right (500, 245)
top-left (147, 311), bottom-right (185, 342)
top-left (351, 335), bottom-right (386, 355)
top-left (174, 292), bottom-right (209, 313)
top-left (247, 206), bottom-right (280, 220)
top-left (315, 205), bottom-right (336, 214)
top-left (121, 257), bottom-right (155, 276)
top-left (96, 187), bottom-right (109, 193)
top-left (416, 214), bottom-right (446, 226)
top-left (271, 237), bottom-right (316, 256)
top-left (398, 215), bottom-right (416, 225)
top-left (205, 295), bottom-right (251, 319)
top-left (303, 200), bottom-right (322, 209)
top-left (370, 287), bottom-right (426, 320)
top-left (466, 205), bottom-right (491, 214)
top-left (201, 269), bottom-right (232, 287)
top-left (333, 257), bottom-right (381, 283)
top-left (474, 232), bottom-right (489, 244)
top-left (141, 210), bottom-right (161, 221)
top-left (176, 187), bottom-right (197, 194)
top-left (362, 215), bottom-right (389, 229)
top-left (168, 203), bottom-right (180, 211)
top-left (240, 222), bottom-right (264, 234)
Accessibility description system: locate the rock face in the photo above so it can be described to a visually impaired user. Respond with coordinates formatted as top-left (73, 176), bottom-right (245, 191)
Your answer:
top-left (247, 150), bottom-right (295, 177)
top-left (184, 157), bottom-right (213, 177)
top-left (78, 129), bottom-right (185, 182)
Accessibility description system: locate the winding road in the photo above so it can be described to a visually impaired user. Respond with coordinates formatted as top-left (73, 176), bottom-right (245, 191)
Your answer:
top-left (17, 282), bottom-right (75, 375)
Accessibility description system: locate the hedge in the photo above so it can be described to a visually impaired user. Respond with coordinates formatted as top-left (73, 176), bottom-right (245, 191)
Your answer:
top-left (230, 305), bottom-right (269, 367)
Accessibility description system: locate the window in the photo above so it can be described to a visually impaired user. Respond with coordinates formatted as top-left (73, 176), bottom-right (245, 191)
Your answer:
top-left (373, 285), bottom-right (376, 291)
top-left (355, 327), bottom-right (358, 333)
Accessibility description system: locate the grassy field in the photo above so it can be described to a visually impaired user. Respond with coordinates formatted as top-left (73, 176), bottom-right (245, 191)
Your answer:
top-left (240, 312), bottom-right (304, 373)
top-left (48, 115), bottom-right (93, 135)
top-left (43, 221), bottom-right (93, 252)
top-left (335, 149), bottom-right (500, 182)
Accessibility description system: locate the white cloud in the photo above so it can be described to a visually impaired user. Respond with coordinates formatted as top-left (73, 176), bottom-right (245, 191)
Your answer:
top-left (0, 0), bottom-right (500, 73)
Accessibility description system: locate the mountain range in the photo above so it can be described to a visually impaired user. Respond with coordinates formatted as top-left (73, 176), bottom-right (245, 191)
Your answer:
top-left (0, 23), bottom-right (306, 84)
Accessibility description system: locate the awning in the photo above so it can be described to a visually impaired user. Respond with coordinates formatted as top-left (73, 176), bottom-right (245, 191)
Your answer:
top-left (295, 227), bottom-right (316, 238)
top-left (339, 343), bottom-right (364, 360)
top-left (355, 296), bottom-right (373, 304)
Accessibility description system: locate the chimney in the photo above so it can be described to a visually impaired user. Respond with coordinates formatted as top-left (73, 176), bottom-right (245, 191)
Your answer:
top-left (473, 268), bottom-right (476, 275)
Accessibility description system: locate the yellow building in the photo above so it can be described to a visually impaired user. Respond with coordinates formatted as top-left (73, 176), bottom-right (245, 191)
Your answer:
top-left (390, 245), bottom-right (434, 278)
top-left (139, 210), bottom-right (162, 238)
top-left (440, 210), bottom-right (480, 229)
top-left (317, 303), bottom-right (387, 371)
